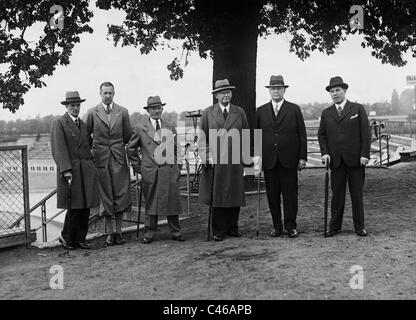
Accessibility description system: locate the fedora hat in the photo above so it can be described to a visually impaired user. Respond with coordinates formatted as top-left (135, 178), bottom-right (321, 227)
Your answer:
top-left (212, 79), bottom-right (236, 94)
top-left (326, 76), bottom-right (349, 92)
top-left (265, 75), bottom-right (289, 88)
top-left (60, 91), bottom-right (86, 105)
top-left (144, 95), bottom-right (166, 109)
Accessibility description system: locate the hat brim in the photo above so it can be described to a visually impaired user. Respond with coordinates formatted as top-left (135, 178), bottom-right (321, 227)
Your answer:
top-left (144, 103), bottom-right (166, 109)
top-left (265, 85), bottom-right (289, 88)
top-left (61, 99), bottom-right (86, 105)
top-left (212, 86), bottom-right (236, 94)
top-left (326, 83), bottom-right (348, 92)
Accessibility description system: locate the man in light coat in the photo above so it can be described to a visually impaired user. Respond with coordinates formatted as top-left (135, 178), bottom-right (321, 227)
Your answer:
top-left (86, 82), bottom-right (132, 246)
top-left (50, 91), bottom-right (99, 250)
top-left (198, 79), bottom-right (250, 241)
top-left (128, 96), bottom-right (184, 244)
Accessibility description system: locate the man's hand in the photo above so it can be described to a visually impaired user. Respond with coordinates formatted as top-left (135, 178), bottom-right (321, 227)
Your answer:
top-left (321, 154), bottom-right (331, 167)
top-left (298, 159), bottom-right (306, 171)
top-left (63, 171), bottom-right (72, 185)
top-left (360, 157), bottom-right (369, 166)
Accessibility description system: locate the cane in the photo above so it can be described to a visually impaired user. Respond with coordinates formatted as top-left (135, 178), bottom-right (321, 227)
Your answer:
top-left (207, 164), bottom-right (214, 241)
top-left (256, 170), bottom-right (261, 237)
top-left (324, 162), bottom-right (329, 237)
top-left (136, 173), bottom-right (143, 239)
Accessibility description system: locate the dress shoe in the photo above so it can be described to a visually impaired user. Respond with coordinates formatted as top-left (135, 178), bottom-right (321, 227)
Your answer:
top-left (356, 229), bottom-right (368, 237)
top-left (74, 242), bottom-right (91, 250)
top-left (227, 231), bottom-right (242, 237)
top-left (114, 233), bottom-right (126, 245)
top-left (58, 236), bottom-right (75, 250)
top-left (172, 235), bottom-right (185, 242)
top-left (213, 235), bottom-right (224, 241)
top-left (270, 229), bottom-right (282, 237)
top-left (288, 229), bottom-right (298, 238)
top-left (104, 233), bottom-right (115, 247)
top-left (142, 237), bottom-right (153, 244)
top-left (325, 229), bottom-right (340, 237)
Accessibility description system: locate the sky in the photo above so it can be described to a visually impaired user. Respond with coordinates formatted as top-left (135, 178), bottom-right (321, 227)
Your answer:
top-left (1, 5), bottom-right (416, 121)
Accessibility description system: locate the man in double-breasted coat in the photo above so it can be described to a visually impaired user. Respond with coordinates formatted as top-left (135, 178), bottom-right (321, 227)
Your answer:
top-left (128, 96), bottom-right (183, 244)
top-left (198, 79), bottom-right (250, 241)
top-left (256, 75), bottom-right (307, 238)
top-left (85, 82), bottom-right (132, 246)
top-left (318, 76), bottom-right (371, 237)
top-left (50, 91), bottom-right (99, 250)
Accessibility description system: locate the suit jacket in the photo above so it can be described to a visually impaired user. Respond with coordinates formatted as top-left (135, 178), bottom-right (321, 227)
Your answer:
top-left (256, 100), bottom-right (307, 170)
top-left (127, 117), bottom-right (181, 216)
top-left (198, 103), bottom-right (249, 207)
top-left (85, 103), bottom-right (132, 168)
top-left (318, 100), bottom-right (370, 168)
top-left (50, 113), bottom-right (99, 209)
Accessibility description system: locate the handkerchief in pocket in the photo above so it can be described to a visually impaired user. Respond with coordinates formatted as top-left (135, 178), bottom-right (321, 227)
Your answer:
top-left (350, 114), bottom-right (358, 119)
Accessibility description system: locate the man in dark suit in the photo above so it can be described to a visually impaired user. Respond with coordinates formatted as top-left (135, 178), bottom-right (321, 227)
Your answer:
top-left (256, 75), bottom-right (307, 238)
top-left (318, 76), bottom-right (370, 237)
top-left (86, 82), bottom-right (132, 246)
top-left (50, 91), bottom-right (100, 250)
top-left (198, 79), bottom-right (250, 241)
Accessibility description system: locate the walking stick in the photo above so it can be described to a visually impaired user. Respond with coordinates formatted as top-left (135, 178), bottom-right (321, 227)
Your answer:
top-left (207, 164), bottom-right (214, 241)
top-left (136, 173), bottom-right (143, 239)
top-left (256, 170), bottom-right (261, 237)
top-left (324, 162), bottom-right (329, 237)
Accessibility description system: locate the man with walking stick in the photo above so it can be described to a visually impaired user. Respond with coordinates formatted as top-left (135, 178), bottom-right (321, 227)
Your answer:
top-left (198, 79), bottom-right (250, 241)
top-left (51, 91), bottom-right (99, 250)
top-left (318, 76), bottom-right (371, 237)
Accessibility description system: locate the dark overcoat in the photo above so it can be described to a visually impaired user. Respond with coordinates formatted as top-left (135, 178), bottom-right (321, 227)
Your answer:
top-left (198, 103), bottom-right (250, 207)
top-left (318, 101), bottom-right (371, 168)
top-left (127, 117), bottom-right (182, 216)
top-left (50, 113), bottom-right (99, 209)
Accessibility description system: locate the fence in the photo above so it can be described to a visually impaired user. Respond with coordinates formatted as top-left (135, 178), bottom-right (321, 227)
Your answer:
top-left (0, 145), bottom-right (34, 248)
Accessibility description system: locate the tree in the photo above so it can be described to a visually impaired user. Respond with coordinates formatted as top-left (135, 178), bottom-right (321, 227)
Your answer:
top-left (391, 89), bottom-right (400, 115)
top-left (96, 0), bottom-right (416, 130)
top-left (0, 0), bottom-right (93, 112)
top-left (399, 88), bottom-right (415, 114)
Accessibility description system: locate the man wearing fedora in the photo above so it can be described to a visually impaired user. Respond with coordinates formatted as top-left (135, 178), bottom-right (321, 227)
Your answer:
top-left (86, 82), bottom-right (132, 246)
top-left (127, 96), bottom-right (184, 244)
top-left (50, 91), bottom-right (100, 250)
top-left (198, 79), bottom-right (250, 241)
top-left (318, 76), bottom-right (370, 237)
top-left (256, 75), bottom-right (307, 238)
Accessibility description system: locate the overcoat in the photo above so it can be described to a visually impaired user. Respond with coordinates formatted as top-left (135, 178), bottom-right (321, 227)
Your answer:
top-left (127, 117), bottom-right (182, 216)
top-left (318, 101), bottom-right (370, 168)
top-left (50, 113), bottom-right (99, 209)
top-left (198, 103), bottom-right (250, 207)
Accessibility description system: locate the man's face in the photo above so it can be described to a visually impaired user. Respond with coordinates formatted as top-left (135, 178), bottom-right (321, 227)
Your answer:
top-left (215, 90), bottom-right (232, 105)
top-left (100, 85), bottom-right (115, 105)
top-left (66, 103), bottom-right (81, 117)
top-left (147, 106), bottom-right (163, 120)
top-left (269, 86), bottom-right (285, 102)
top-left (329, 87), bottom-right (346, 104)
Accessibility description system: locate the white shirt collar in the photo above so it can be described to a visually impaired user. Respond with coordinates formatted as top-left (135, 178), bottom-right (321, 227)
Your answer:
top-left (335, 99), bottom-right (347, 110)
top-left (149, 117), bottom-right (161, 130)
top-left (219, 103), bottom-right (230, 112)
top-left (67, 112), bottom-right (78, 123)
top-left (271, 99), bottom-right (284, 112)
top-left (102, 102), bottom-right (114, 110)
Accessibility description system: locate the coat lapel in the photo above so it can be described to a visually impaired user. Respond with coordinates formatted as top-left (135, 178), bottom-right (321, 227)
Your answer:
top-left (275, 100), bottom-right (289, 129)
top-left (338, 100), bottom-right (352, 122)
top-left (224, 104), bottom-right (239, 129)
top-left (213, 103), bottom-right (226, 128)
top-left (267, 102), bottom-right (277, 129)
top-left (110, 103), bottom-right (122, 130)
top-left (142, 116), bottom-right (160, 144)
top-left (64, 113), bottom-right (81, 143)
top-left (96, 104), bottom-right (110, 128)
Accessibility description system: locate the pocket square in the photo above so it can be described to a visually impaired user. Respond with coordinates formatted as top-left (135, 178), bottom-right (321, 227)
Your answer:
top-left (350, 114), bottom-right (358, 119)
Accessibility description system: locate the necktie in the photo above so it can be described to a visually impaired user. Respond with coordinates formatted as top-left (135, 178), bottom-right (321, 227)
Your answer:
top-left (105, 104), bottom-right (111, 115)
top-left (223, 108), bottom-right (228, 120)
top-left (75, 118), bottom-right (80, 128)
top-left (337, 106), bottom-right (342, 117)
top-left (275, 105), bottom-right (279, 116)
top-left (155, 119), bottom-right (160, 131)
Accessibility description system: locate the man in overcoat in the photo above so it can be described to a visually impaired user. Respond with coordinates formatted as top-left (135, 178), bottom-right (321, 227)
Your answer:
top-left (198, 79), bottom-right (250, 241)
top-left (318, 76), bottom-right (370, 237)
top-left (50, 91), bottom-right (99, 250)
top-left (85, 82), bottom-right (132, 246)
top-left (256, 75), bottom-right (307, 238)
top-left (128, 96), bottom-right (184, 244)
